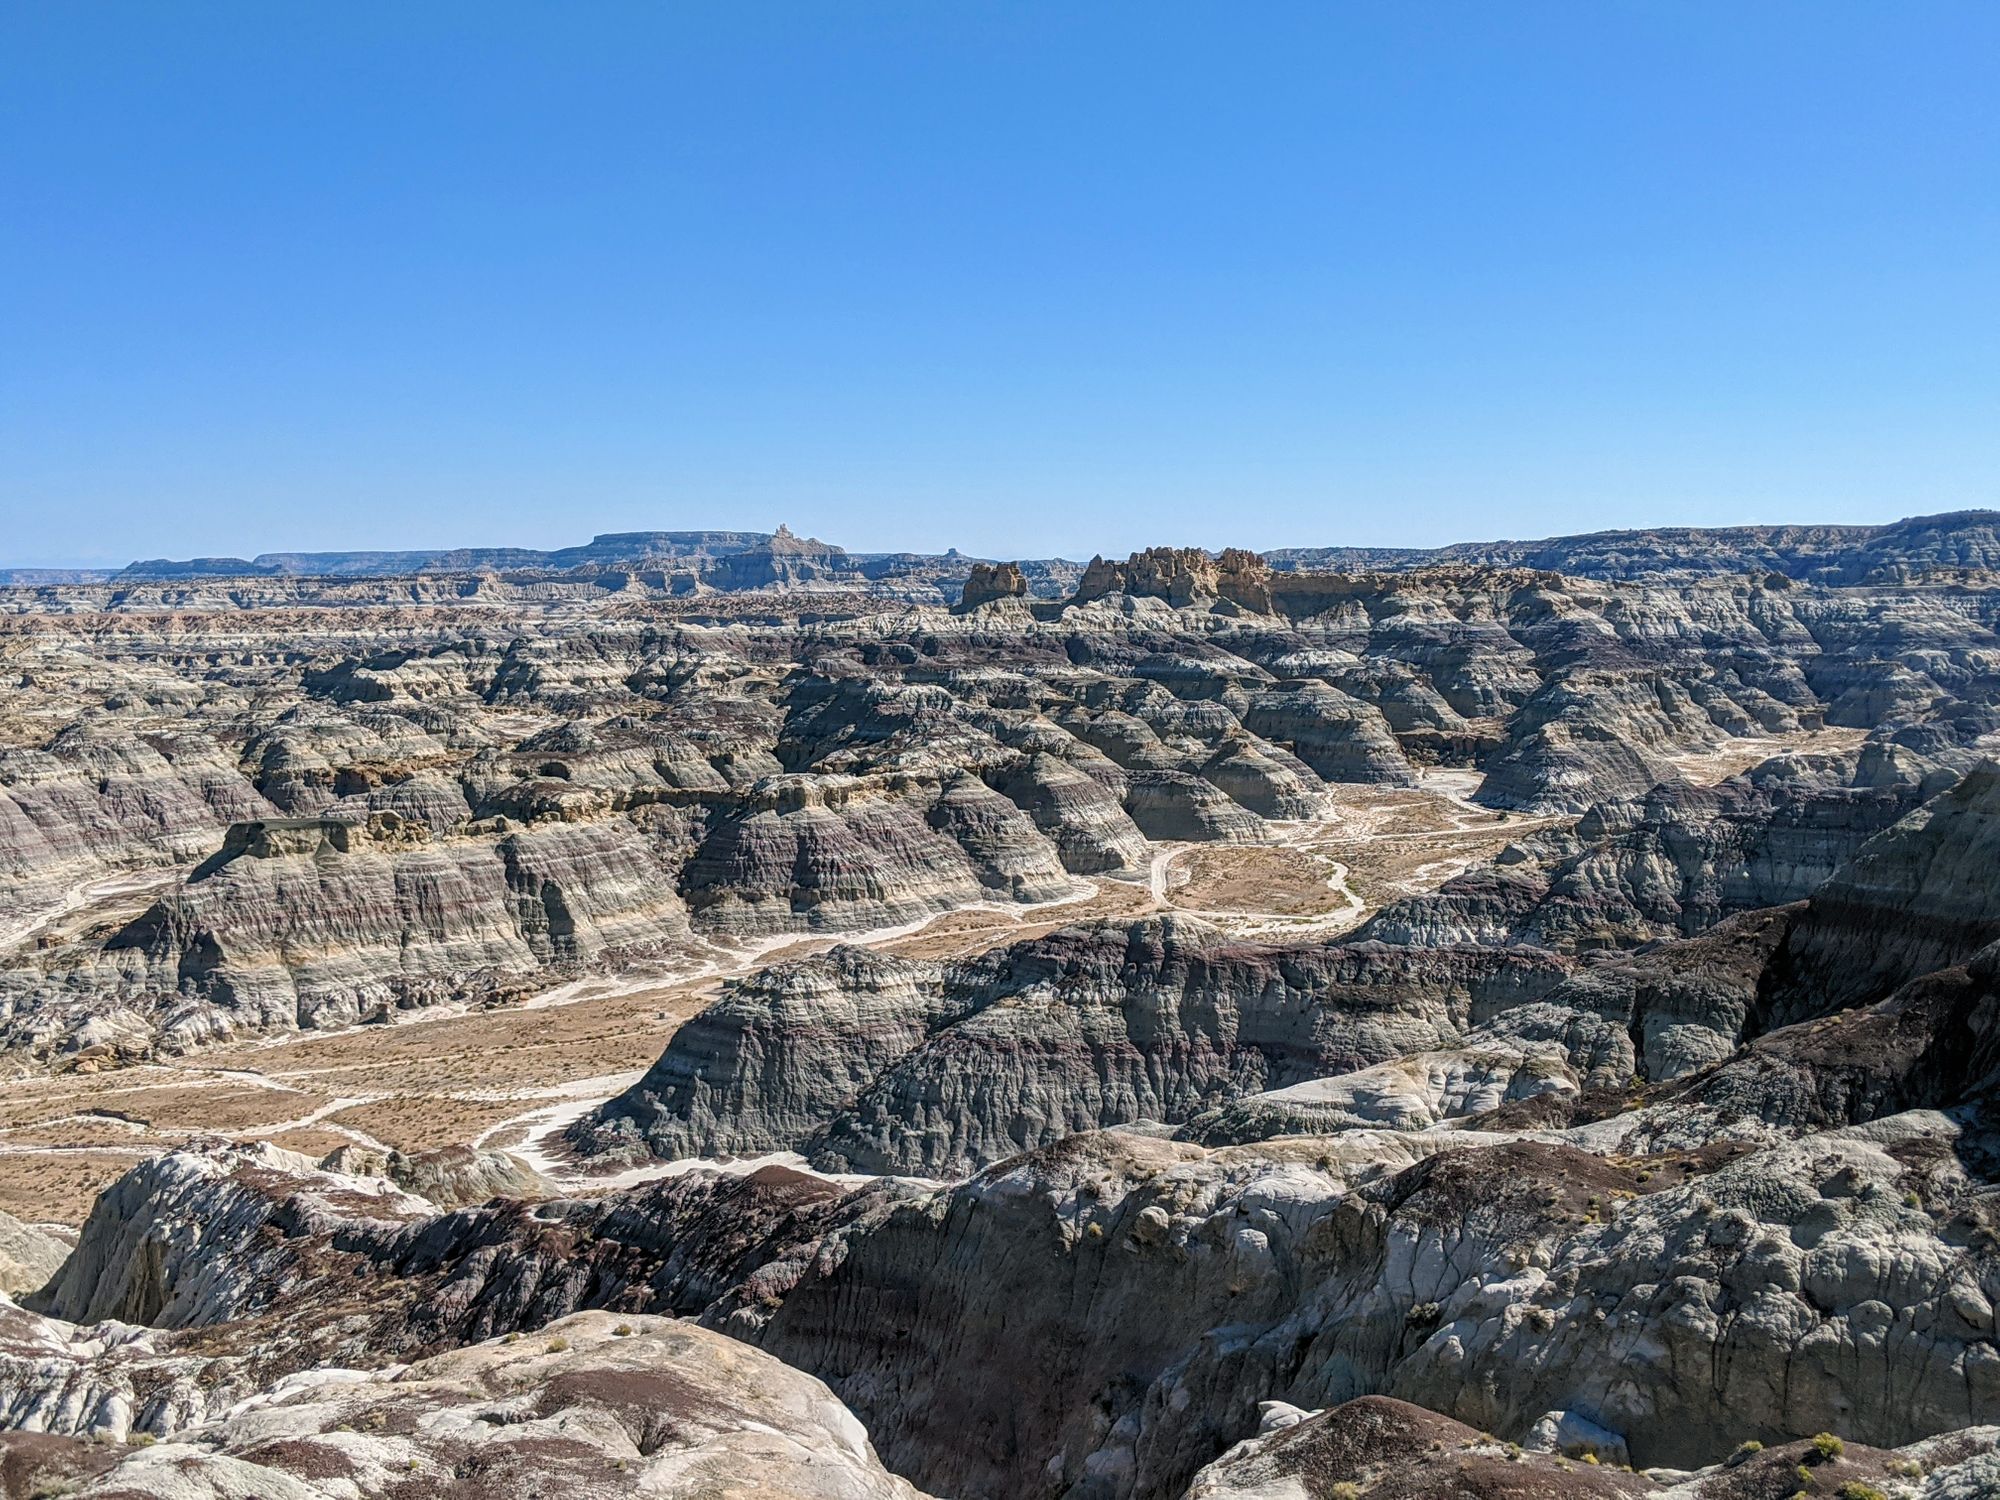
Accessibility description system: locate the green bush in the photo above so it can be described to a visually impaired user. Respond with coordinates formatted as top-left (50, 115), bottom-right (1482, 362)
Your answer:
top-left (1810, 1432), bottom-right (1846, 1463)
top-left (1834, 1484), bottom-right (1886, 1500)
top-left (1727, 1439), bottom-right (1764, 1466)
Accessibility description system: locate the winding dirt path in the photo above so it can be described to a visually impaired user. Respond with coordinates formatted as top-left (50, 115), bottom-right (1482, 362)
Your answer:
top-left (0, 770), bottom-right (1543, 1210)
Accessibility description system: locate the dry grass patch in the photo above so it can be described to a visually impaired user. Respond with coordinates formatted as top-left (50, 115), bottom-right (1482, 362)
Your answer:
top-left (0, 1149), bottom-right (148, 1224)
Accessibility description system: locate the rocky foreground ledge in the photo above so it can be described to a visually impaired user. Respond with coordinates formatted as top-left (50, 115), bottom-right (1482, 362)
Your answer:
top-left (1, 1306), bottom-right (932, 1498)
top-left (3, 1113), bottom-right (2000, 1497)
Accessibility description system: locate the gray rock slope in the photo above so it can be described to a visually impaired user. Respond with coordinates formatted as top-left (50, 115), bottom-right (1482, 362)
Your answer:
top-left (0, 1212), bottom-right (66, 1298)
top-left (570, 913), bottom-right (1564, 1177)
top-left (1359, 740), bottom-right (1949, 952)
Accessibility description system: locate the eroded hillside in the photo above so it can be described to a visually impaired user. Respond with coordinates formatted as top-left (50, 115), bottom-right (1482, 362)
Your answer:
top-left (3, 529), bottom-right (2000, 1498)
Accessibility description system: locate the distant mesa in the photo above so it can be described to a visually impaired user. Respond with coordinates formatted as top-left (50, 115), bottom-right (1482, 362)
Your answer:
top-left (1264, 507), bottom-right (2000, 584)
top-left (113, 530), bottom-right (818, 581)
top-left (11, 508), bottom-right (2000, 600)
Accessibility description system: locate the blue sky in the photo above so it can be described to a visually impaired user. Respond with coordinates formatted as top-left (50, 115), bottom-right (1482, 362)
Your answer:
top-left (3, 3), bottom-right (1996, 566)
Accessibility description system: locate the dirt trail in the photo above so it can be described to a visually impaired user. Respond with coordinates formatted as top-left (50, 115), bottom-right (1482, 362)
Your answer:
top-left (0, 776), bottom-right (1520, 1208)
top-left (0, 751), bottom-right (1730, 1212)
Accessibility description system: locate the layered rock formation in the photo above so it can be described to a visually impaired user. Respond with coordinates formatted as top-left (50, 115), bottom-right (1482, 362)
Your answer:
top-left (956, 560), bottom-right (1028, 610)
top-left (9, 519), bottom-right (2000, 1499)
top-left (1360, 745), bottom-right (1937, 952)
top-left (0, 1306), bottom-right (931, 1499)
top-left (1266, 507), bottom-right (2000, 583)
top-left (572, 914), bottom-right (1564, 1176)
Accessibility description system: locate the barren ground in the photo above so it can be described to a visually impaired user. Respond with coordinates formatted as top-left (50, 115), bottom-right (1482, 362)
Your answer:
top-left (0, 737), bottom-right (1842, 1223)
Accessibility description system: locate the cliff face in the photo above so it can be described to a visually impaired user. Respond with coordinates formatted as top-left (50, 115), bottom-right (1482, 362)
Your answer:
top-left (1360, 749), bottom-right (1938, 952)
top-left (0, 731), bottom-right (277, 929)
top-left (1759, 763), bottom-right (2000, 1025)
top-left (3, 813), bottom-right (698, 1054)
top-left (955, 560), bottom-right (1028, 610)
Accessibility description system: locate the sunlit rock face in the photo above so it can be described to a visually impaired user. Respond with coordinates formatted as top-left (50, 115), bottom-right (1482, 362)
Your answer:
top-left (0, 1301), bottom-right (935, 1500)
top-left (9, 518), bottom-right (2000, 1500)
top-left (9, 535), bottom-right (2000, 1066)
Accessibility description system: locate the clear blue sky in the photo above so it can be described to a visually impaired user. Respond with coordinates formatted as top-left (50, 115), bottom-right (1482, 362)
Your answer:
top-left (3, 3), bottom-right (1996, 566)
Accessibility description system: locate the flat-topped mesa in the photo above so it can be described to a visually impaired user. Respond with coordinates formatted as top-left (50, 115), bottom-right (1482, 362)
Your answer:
top-left (700, 524), bottom-right (853, 590)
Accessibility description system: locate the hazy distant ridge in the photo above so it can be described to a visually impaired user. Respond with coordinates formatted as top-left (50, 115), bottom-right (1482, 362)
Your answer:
top-left (35, 508), bottom-right (2000, 587)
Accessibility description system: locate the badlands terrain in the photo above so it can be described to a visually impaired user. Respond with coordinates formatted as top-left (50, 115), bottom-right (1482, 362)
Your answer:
top-left (2, 516), bottom-right (2000, 1496)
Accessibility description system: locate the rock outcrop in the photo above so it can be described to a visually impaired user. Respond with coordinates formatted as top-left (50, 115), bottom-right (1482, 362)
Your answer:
top-left (0, 1214), bottom-right (66, 1298)
top-left (955, 560), bottom-right (1028, 610)
top-left (1761, 761), bottom-right (2000, 1024)
top-left (1, 1309), bottom-right (932, 1499)
top-left (1362, 748), bottom-right (1933, 952)
top-left (1185, 1395), bottom-right (2000, 1498)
